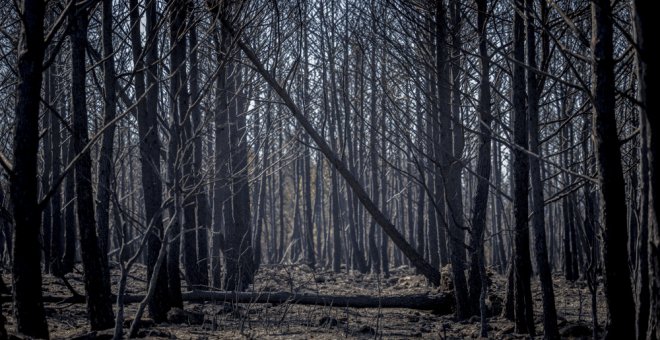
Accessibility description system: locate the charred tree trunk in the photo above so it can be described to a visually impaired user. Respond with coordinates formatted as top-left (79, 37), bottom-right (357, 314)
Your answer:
top-left (131, 0), bottom-right (170, 322)
top-left (49, 59), bottom-right (64, 276)
top-left (526, 0), bottom-right (558, 337)
top-left (511, 0), bottom-right (534, 334)
top-left (436, 0), bottom-right (469, 319)
top-left (467, 0), bottom-right (492, 317)
top-left (591, 0), bottom-right (637, 338)
top-left (96, 0), bottom-right (117, 278)
top-left (223, 64), bottom-right (255, 291)
top-left (10, 0), bottom-right (49, 336)
top-left (632, 1), bottom-right (659, 338)
top-left (189, 14), bottom-right (210, 288)
top-left (70, 7), bottom-right (115, 330)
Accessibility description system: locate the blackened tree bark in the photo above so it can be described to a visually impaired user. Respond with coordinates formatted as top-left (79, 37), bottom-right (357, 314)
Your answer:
top-left (211, 28), bottom-right (228, 288)
top-left (211, 3), bottom-right (255, 290)
top-left (165, 0), bottom-right (187, 307)
top-left (63, 138), bottom-right (76, 274)
top-left (368, 28), bottom-right (381, 274)
top-left (49, 59), bottom-right (64, 276)
top-left (380, 53), bottom-right (390, 277)
top-left (96, 0), bottom-right (117, 278)
top-left (591, 0), bottom-right (636, 338)
top-left (41, 69), bottom-right (52, 274)
top-left (632, 1), bottom-right (659, 338)
top-left (10, 0), bottom-right (49, 337)
top-left (189, 14), bottom-right (210, 288)
top-left (70, 6), bottom-right (115, 330)
top-left (435, 0), bottom-right (469, 320)
top-left (526, 0), bottom-right (558, 338)
top-left (302, 8), bottom-right (316, 268)
top-left (511, 0), bottom-right (534, 334)
top-left (168, 0), bottom-right (202, 291)
top-left (223, 63), bottom-right (255, 291)
top-left (130, 0), bottom-right (170, 322)
top-left (467, 0), bottom-right (492, 317)
top-left (342, 19), bottom-right (367, 273)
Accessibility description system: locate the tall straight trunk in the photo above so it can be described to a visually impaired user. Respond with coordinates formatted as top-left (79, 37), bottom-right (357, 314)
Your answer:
top-left (211, 29), bottom-right (229, 288)
top-left (131, 0), bottom-right (170, 321)
top-left (291, 160), bottom-right (303, 262)
top-left (96, 0), bottom-right (117, 279)
top-left (223, 64), bottom-right (255, 291)
top-left (189, 14), bottom-right (210, 287)
top-left (436, 0), bottom-right (468, 319)
top-left (450, 0), bottom-right (468, 314)
top-left (380, 52), bottom-right (390, 277)
top-left (278, 129), bottom-right (285, 262)
top-left (10, 0), bottom-right (49, 336)
top-left (632, 1), bottom-right (658, 338)
top-left (492, 140), bottom-right (507, 272)
top-left (368, 35), bottom-right (381, 274)
top-left (328, 12), bottom-right (343, 274)
top-left (467, 0), bottom-right (492, 317)
top-left (415, 89), bottom-right (426, 262)
top-left (302, 9), bottom-right (316, 268)
top-left (526, 0), bottom-right (558, 337)
top-left (49, 59), bottom-right (64, 276)
top-left (70, 8), bottom-right (115, 330)
top-left (169, 0), bottom-right (202, 290)
top-left (591, 0), bottom-right (636, 338)
top-left (166, 0), bottom-right (190, 306)
top-left (63, 136), bottom-right (77, 274)
top-left (561, 108), bottom-right (577, 281)
top-left (342, 29), bottom-right (367, 273)
top-left (562, 192), bottom-right (576, 280)
top-left (315, 159), bottom-right (325, 266)
top-left (511, 0), bottom-right (534, 334)
top-left (41, 59), bottom-right (52, 275)
top-left (426, 12), bottom-right (440, 271)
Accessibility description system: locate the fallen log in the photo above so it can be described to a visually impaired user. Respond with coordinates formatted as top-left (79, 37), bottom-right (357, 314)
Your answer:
top-left (1, 291), bottom-right (453, 314)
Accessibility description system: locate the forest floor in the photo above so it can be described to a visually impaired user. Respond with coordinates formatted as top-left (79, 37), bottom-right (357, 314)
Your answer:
top-left (1, 264), bottom-right (606, 339)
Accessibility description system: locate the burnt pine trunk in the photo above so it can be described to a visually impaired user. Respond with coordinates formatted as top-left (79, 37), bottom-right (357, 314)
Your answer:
top-left (511, 0), bottom-right (534, 334)
top-left (467, 0), bottom-right (492, 317)
top-left (632, 1), bottom-right (659, 338)
top-left (131, 0), bottom-right (170, 322)
top-left (165, 0), bottom-right (187, 308)
top-left (189, 13), bottom-right (210, 287)
top-left (169, 0), bottom-right (203, 291)
top-left (49, 58), bottom-right (64, 276)
top-left (368, 27), bottom-right (381, 274)
top-left (63, 134), bottom-right (77, 274)
top-left (435, 0), bottom-right (469, 319)
top-left (10, 0), bottom-right (49, 337)
top-left (302, 5), bottom-right (316, 268)
top-left (211, 28), bottom-right (229, 288)
top-left (41, 67), bottom-right (52, 275)
top-left (96, 0), bottom-right (117, 278)
top-left (70, 7), bottom-right (115, 330)
top-left (526, 0), bottom-right (559, 337)
top-left (591, 0), bottom-right (637, 338)
top-left (224, 64), bottom-right (255, 291)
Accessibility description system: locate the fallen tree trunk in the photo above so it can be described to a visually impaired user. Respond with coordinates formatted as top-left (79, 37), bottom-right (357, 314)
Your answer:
top-left (0, 291), bottom-right (453, 313)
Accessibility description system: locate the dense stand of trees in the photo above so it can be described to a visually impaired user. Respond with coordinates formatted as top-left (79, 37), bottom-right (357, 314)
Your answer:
top-left (0, 0), bottom-right (657, 338)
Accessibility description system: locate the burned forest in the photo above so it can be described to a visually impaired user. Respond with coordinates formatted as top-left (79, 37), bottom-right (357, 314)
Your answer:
top-left (0, 0), bottom-right (658, 338)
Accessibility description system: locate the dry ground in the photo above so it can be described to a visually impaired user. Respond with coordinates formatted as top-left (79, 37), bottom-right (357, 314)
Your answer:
top-left (1, 263), bottom-right (606, 339)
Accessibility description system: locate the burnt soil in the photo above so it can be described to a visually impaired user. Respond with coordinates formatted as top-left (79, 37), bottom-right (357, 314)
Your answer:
top-left (1, 264), bottom-right (606, 339)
